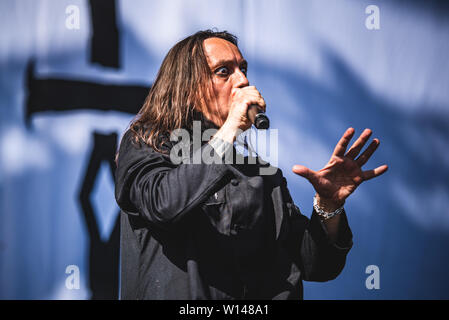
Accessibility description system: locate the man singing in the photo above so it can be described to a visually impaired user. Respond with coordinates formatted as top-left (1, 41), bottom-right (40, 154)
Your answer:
top-left (115, 30), bottom-right (388, 299)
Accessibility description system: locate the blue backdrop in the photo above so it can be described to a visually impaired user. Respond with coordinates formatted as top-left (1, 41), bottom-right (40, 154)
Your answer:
top-left (1, 0), bottom-right (448, 299)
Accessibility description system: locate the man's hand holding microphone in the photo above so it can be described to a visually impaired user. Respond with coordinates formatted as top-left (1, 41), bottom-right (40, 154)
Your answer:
top-left (213, 86), bottom-right (269, 144)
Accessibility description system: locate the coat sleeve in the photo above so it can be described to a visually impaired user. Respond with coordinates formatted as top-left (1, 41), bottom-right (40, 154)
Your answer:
top-left (280, 177), bottom-right (353, 282)
top-left (114, 130), bottom-right (231, 230)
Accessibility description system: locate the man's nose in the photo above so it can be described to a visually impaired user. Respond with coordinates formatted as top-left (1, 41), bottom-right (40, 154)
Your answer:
top-left (234, 69), bottom-right (249, 88)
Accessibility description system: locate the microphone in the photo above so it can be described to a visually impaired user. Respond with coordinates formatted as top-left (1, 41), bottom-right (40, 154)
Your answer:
top-left (247, 105), bottom-right (270, 129)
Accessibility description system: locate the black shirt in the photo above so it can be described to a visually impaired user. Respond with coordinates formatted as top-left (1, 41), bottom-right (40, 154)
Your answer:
top-left (115, 129), bottom-right (353, 300)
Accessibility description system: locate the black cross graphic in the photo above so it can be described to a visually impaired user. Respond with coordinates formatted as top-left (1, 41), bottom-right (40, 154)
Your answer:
top-left (25, 0), bottom-right (150, 299)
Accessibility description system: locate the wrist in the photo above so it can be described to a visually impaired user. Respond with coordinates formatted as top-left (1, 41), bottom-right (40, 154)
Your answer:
top-left (314, 193), bottom-right (344, 212)
top-left (214, 120), bottom-right (240, 143)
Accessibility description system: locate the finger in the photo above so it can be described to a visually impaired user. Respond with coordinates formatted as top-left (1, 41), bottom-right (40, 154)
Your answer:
top-left (292, 165), bottom-right (315, 180)
top-left (362, 164), bottom-right (388, 181)
top-left (245, 87), bottom-right (265, 102)
top-left (237, 87), bottom-right (265, 113)
top-left (355, 138), bottom-right (380, 166)
top-left (232, 86), bottom-right (258, 100)
top-left (245, 91), bottom-right (264, 102)
top-left (247, 96), bottom-right (266, 112)
top-left (241, 86), bottom-right (259, 96)
top-left (345, 128), bottom-right (372, 159)
top-left (258, 97), bottom-right (266, 112)
top-left (332, 127), bottom-right (355, 157)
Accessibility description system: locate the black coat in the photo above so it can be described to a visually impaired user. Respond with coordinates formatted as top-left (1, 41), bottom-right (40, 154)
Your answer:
top-left (115, 129), bottom-right (353, 300)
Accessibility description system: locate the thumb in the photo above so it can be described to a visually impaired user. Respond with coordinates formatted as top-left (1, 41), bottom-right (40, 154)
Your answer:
top-left (292, 165), bottom-right (314, 180)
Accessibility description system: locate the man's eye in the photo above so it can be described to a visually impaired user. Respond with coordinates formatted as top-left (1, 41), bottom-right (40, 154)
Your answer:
top-left (240, 67), bottom-right (247, 75)
top-left (215, 67), bottom-right (229, 75)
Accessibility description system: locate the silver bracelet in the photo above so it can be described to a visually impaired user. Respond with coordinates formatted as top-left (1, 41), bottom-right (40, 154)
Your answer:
top-left (313, 196), bottom-right (344, 221)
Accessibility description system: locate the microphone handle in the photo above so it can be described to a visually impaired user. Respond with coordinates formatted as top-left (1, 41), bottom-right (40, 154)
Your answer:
top-left (247, 105), bottom-right (270, 129)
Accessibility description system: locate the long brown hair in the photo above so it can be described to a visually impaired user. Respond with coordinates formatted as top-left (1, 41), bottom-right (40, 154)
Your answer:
top-left (128, 29), bottom-right (238, 154)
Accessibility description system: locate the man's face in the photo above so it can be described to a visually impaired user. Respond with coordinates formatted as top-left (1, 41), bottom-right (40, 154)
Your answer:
top-left (202, 37), bottom-right (249, 127)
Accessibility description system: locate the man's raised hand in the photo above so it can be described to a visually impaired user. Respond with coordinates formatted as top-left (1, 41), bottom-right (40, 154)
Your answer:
top-left (292, 128), bottom-right (388, 206)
